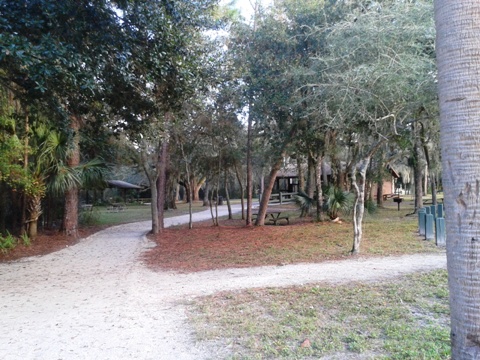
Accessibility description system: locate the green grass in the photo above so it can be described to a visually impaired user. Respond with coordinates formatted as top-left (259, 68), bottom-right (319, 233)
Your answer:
top-left (79, 201), bottom-right (208, 226)
top-left (189, 270), bottom-right (450, 359)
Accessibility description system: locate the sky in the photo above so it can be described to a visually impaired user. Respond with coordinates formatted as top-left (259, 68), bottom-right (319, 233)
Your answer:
top-left (222, 0), bottom-right (274, 21)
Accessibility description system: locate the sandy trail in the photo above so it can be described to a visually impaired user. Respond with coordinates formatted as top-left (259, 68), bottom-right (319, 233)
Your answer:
top-left (0, 206), bottom-right (446, 360)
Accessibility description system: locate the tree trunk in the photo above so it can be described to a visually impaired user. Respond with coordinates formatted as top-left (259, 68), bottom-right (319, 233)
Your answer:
top-left (322, 157), bottom-right (329, 186)
top-left (21, 111), bottom-right (29, 235)
top-left (203, 181), bottom-right (210, 207)
top-left (156, 140), bottom-right (168, 232)
top-left (0, 181), bottom-right (7, 234)
top-left (436, 2), bottom-right (480, 358)
top-left (297, 156), bottom-right (305, 193)
top-left (305, 153), bottom-right (315, 217)
top-left (26, 193), bottom-right (42, 239)
top-left (234, 162), bottom-right (245, 220)
top-left (413, 121), bottom-right (424, 212)
top-left (377, 179), bottom-right (384, 207)
top-left (255, 154), bottom-right (284, 226)
top-left (63, 114), bottom-right (81, 237)
top-left (192, 176), bottom-right (206, 202)
top-left (315, 154), bottom-right (324, 222)
top-left (421, 134), bottom-right (438, 206)
top-left (246, 110), bottom-right (253, 226)
top-left (224, 170), bottom-right (232, 220)
top-left (150, 178), bottom-right (159, 234)
top-left (351, 157), bottom-right (370, 255)
top-left (179, 142), bottom-right (193, 229)
top-left (307, 153), bottom-right (315, 199)
top-left (140, 138), bottom-right (159, 234)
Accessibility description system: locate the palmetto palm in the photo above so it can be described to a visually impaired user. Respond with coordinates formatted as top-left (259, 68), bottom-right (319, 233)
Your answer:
top-left (26, 125), bottom-right (107, 238)
top-left (295, 186), bottom-right (353, 220)
top-left (323, 186), bottom-right (354, 220)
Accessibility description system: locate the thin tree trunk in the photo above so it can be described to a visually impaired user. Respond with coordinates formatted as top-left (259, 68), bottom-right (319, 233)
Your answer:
top-left (412, 121), bottom-right (424, 212)
top-left (234, 162), bottom-right (245, 220)
top-left (150, 179), bottom-right (159, 234)
top-left (224, 170), bottom-right (232, 220)
top-left (377, 179), bottom-right (384, 207)
top-left (421, 132), bottom-right (438, 206)
top-left (246, 111), bottom-right (253, 226)
top-left (351, 157), bottom-right (370, 255)
top-left (209, 185), bottom-right (216, 226)
top-left (203, 181), bottom-right (210, 207)
top-left (179, 143), bottom-right (193, 229)
top-left (21, 110), bottom-right (29, 235)
top-left (0, 181), bottom-right (6, 233)
top-left (156, 139), bottom-right (168, 232)
top-left (321, 157), bottom-right (329, 186)
top-left (297, 156), bottom-right (305, 193)
top-left (315, 154), bottom-right (324, 222)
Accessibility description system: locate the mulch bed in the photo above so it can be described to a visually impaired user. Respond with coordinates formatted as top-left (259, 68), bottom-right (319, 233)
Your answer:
top-left (143, 217), bottom-right (349, 273)
top-left (0, 226), bottom-right (106, 262)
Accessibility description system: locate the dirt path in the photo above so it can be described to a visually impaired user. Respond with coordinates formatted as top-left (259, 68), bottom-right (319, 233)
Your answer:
top-left (0, 207), bottom-right (446, 360)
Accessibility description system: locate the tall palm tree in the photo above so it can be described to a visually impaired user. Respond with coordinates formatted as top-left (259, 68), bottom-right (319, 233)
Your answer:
top-left (435, 1), bottom-right (480, 358)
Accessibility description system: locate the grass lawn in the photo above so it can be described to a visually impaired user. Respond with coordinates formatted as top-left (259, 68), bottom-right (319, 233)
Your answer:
top-left (79, 201), bottom-right (208, 226)
top-left (189, 270), bottom-right (449, 359)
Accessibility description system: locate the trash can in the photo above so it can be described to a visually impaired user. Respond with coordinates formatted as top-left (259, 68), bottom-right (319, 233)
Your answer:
top-left (218, 196), bottom-right (224, 205)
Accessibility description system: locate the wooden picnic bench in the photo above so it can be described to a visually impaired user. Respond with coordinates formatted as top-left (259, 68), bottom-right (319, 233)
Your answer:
top-left (252, 207), bottom-right (292, 225)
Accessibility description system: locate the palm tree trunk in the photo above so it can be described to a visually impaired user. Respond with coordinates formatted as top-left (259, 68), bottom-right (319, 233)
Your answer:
top-left (63, 114), bottom-right (81, 237)
top-left (436, 1), bottom-right (480, 358)
top-left (27, 194), bottom-right (42, 239)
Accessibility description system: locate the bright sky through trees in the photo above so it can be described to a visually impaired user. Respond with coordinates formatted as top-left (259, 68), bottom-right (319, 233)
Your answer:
top-left (222, 0), bottom-right (273, 21)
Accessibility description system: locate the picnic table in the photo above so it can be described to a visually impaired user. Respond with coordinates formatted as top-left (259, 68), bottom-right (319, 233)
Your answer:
top-left (81, 204), bottom-right (93, 212)
top-left (253, 207), bottom-right (292, 225)
top-left (107, 203), bottom-right (126, 212)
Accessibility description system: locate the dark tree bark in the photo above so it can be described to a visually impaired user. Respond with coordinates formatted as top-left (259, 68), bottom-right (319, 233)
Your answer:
top-left (246, 111), bottom-right (253, 226)
top-left (413, 122), bottom-right (424, 212)
top-left (315, 154), bottom-right (324, 222)
top-left (156, 139), bottom-right (169, 232)
top-left (63, 114), bottom-right (81, 238)
top-left (234, 162), bottom-right (245, 220)
top-left (376, 179), bottom-right (384, 207)
top-left (255, 153), bottom-right (284, 226)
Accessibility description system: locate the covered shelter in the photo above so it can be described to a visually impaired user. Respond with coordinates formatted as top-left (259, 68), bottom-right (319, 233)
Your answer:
top-left (106, 180), bottom-right (143, 203)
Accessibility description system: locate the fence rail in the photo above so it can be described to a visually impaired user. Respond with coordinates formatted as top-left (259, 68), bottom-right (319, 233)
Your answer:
top-left (268, 192), bottom-right (298, 205)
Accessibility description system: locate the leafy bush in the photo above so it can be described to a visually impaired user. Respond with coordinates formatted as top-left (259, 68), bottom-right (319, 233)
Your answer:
top-left (0, 231), bottom-right (17, 252)
top-left (79, 207), bottom-right (100, 226)
top-left (20, 232), bottom-right (31, 246)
